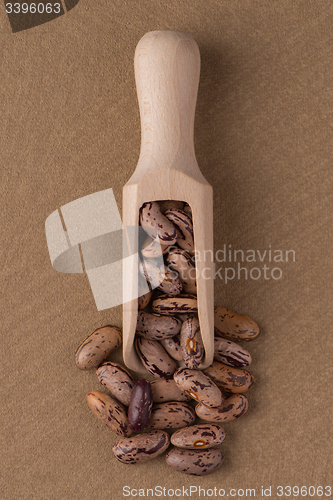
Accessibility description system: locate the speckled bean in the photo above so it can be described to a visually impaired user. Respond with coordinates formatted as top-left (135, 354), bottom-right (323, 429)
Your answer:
top-left (159, 200), bottom-right (184, 213)
top-left (140, 202), bottom-right (177, 244)
top-left (203, 361), bottom-right (254, 393)
top-left (86, 391), bottom-right (131, 437)
top-left (214, 337), bottom-right (252, 367)
top-left (140, 259), bottom-right (182, 296)
top-left (175, 313), bottom-right (196, 322)
top-left (173, 368), bottom-right (224, 408)
top-left (160, 335), bottom-right (183, 361)
top-left (141, 237), bottom-right (171, 258)
top-left (151, 378), bottom-right (191, 403)
top-left (128, 379), bottom-right (153, 432)
top-left (166, 448), bottom-right (223, 476)
top-left (183, 204), bottom-right (192, 218)
top-left (148, 402), bottom-right (195, 429)
top-left (135, 337), bottom-right (178, 379)
top-left (152, 294), bottom-right (197, 316)
top-left (215, 306), bottom-right (260, 341)
top-left (195, 394), bottom-right (249, 423)
top-left (170, 423), bottom-right (226, 449)
top-left (136, 311), bottom-right (182, 340)
top-left (96, 362), bottom-right (134, 406)
top-left (166, 248), bottom-right (197, 295)
top-left (75, 326), bottom-right (122, 370)
top-left (180, 316), bottom-right (204, 369)
top-left (160, 270), bottom-right (183, 295)
top-left (164, 209), bottom-right (194, 254)
top-left (138, 289), bottom-right (153, 309)
top-left (112, 430), bottom-right (170, 464)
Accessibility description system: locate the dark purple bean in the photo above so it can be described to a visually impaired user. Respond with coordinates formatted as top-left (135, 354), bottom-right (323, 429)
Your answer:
top-left (128, 379), bottom-right (153, 432)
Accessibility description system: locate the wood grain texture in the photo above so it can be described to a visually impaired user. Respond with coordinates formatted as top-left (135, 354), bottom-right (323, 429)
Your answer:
top-left (123, 30), bottom-right (214, 372)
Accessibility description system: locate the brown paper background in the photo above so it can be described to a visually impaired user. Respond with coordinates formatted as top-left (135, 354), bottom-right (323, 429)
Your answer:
top-left (1, 1), bottom-right (332, 499)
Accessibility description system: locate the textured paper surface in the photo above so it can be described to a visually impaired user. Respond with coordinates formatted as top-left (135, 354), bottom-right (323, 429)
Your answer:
top-left (1, 1), bottom-right (332, 499)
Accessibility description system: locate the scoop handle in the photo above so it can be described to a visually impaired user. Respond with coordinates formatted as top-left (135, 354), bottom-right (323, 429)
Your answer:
top-left (133, 30), bottom-right (203, 180)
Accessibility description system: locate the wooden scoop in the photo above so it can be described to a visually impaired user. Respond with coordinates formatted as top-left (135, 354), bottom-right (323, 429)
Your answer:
top-left (123, 30), bottom-right (214, 372)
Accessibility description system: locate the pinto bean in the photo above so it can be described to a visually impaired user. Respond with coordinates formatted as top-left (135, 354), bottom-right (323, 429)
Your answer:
top-left (173, 367), bottom-right (224, 408)
top-left (141, 234), bottom-right (171, 258)
top-left (203, 361), bottom-right (254, 393)
top-left (75, 326), bottom-right (122, 370)
top-left (175, 313), bottom-right (196, 322)
top-left (195, 394), bottom-right (249, 423)
top-left (160, 334), bottom-right (183, 361)
top-left (166, 447), bottom-right (223, 476)
top-left (180, 316), bottom-right (204, 369)
top-left (140, 202), bottom-right (177, 244)
top-left (215, 306), bottom-right (260, 341)
top-left (112, 430), bottom-right (170, 464)
top-left (164, 209), bottom-right (194, 254)
top-left (136, 310), bottom-right (182, 340)
top-left (183, 204), bottom-right (192, 218)
top-left (86, 391), bottom-right (131, 437)
top-left (170, 423), bottom-right (226, 449)
top-left (214, 337), bottom-right (252, 367)
top-left (135, 337), bottom-right (178, 379)
top-left (138, 290), bottom-right (153, 309)
top-left (166, 248), bottom-right (197, 295)
top-left (140, 259), bottom-right (182, 296)
top-left (151, 378), bottom-right (191, 403)
top-left (152, 294), bottom-right (197, 315)
top-left (159, 200), bottom-right (185, 213)
top-left (96, 362), bottom-right (134, 406)
top-left (148, 402), bottom-right (195, 429)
